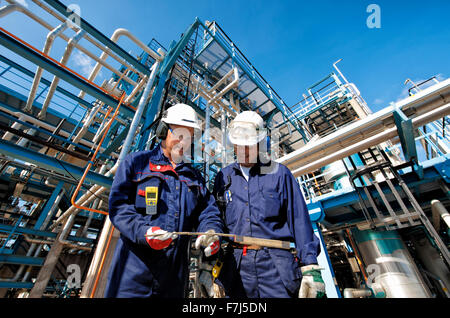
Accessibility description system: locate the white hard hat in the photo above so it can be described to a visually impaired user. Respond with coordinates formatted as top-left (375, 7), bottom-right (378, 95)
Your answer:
top-left (228, 111), bottom-right (267, 146)
top-left (162, 103), bottom-right (201, 130)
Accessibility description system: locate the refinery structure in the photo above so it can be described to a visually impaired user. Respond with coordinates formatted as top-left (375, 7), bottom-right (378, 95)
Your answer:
top-left (0, 0), bottom-right (449, 298)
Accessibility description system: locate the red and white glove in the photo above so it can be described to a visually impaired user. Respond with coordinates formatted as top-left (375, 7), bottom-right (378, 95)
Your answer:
top-left (195, 229), bottom-right (220, 257)
top-left (145, 227), bottom-right (178, 250)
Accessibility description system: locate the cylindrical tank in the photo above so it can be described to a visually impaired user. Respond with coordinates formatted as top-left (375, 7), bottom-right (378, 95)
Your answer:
top-left (322, 161), bottom-right (351, 190)
top-left (407, 232), bottom-right (450, 296)
top-left (352, 228), bottom-right (432, 298)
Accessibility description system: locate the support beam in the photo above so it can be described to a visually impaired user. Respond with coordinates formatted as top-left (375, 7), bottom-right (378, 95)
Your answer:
top-left (0, 139), bottom-right (113, 189)
top-left (393, 106), bottom-right (423, 178)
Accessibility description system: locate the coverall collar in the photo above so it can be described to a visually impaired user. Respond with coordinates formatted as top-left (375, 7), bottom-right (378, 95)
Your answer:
top-left (147, 143), bottom-right (194, 176)
top-left (231, 155), bottom-right (274, 176)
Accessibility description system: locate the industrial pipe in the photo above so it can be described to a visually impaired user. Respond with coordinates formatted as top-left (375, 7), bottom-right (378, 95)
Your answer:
top-left (290, 102), bottom-right (450, 177)
top-left (0, 104), bottom-right (118, 158)
top-left (0, 18), bottom-right (67, 140)
top-left (81, 57), bottom-right (162, 298)
top-left (70, 93), bottom-right (125, 216)
top-left (3, 0), bottom-right (140, 86)
top-left (431, 199), bottom-right (450, 230)
top-left (343, 288), bottom-right (373, 298)
top-left (278, 78), bottom-right (450, 172)
top-left (38, 29), bottom-right (86, 120)
top-left (79, 27), bottom-right (164, 100)
top-left (25, 21), bottom-right (69, 114)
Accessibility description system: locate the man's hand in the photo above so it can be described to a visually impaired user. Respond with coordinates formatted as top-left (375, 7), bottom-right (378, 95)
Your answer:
top-left (299, 264), bottom-right (326, 298)
top-left (195, 230), bottom-right (220, 257)
top-left (145, 227), bottom-right (178, 250)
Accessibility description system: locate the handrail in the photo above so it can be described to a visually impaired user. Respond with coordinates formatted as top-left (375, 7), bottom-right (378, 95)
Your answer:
top-left (70, 92), bottom-right (125, 216)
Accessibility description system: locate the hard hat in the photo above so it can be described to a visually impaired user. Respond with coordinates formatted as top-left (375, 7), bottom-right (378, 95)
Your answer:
top-left (228, 111), bottom-right (267, 146)
top-left (161, 103), bottom-right (201, 130)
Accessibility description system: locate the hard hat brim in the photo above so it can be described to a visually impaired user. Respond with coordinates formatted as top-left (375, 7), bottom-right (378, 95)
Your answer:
top-left (228, 131), bottom-right (267, 146)
top-left (162, 118), bottom-right (201, 130)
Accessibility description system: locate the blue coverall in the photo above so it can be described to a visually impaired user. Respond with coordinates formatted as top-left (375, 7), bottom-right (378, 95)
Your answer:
top-left (213, 160), bottom-right (320, 298)
top-left (105, 144), bottom-right (223, 298)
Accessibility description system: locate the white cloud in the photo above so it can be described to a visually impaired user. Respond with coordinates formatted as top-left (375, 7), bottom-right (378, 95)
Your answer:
top-left (373, 98), bottom-right (384, 105)
top-left (14, 0), bottom-right (29, 8)
top-left (73, 51), bottom-right (97, 77)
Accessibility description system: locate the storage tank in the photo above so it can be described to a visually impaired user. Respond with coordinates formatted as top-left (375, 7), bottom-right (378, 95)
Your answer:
top-left (352, 228), bottom-right (432, 298)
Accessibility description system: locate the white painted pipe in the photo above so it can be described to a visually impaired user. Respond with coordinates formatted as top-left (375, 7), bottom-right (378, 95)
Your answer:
top-left (0, 15), bottom-right (67, 139)
top-left (30, 0), bottom-right (139, 77)
top-left (24, 21), bottom-right (69, 113)
top-left (79, 28), bottom-right (164, 100)
top-left (38, 29), bottom-right (85, 120)
top-left (112, 28), bottom-right (164, 62)
top-left (290, 102), bottom-right (450, 177)
top-left (2, 1), bottom-right (139, 87)
top-left (279, 78), bottom-right (450, 171)
top-left (343, 288), bottom-right (372, 298)
top-left (60, 103), bottom-right (101, 159)
top-left (431, 199), bottom-right (450, 230)
top-left (48, 163), bottom-right (118, 230)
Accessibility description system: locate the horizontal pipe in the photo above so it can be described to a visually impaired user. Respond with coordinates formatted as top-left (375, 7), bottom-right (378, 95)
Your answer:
top-left (290, 102), bottom-right (450, 177)
top-left (0, 54), bottom-right (92, 109)
top-left (279, 79), bottom-right (450, 172)
top-left (343, 288), bottom-right (373, 298)
top-left (0, 223), bottom-right (92, 244)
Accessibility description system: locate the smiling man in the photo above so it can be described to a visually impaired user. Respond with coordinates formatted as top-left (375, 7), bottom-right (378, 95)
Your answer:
top-left (105, 103), bottom-right (223, 298)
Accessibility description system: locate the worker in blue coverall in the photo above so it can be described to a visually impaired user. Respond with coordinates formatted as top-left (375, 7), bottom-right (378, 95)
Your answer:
top-left (213, 111), bottom-right (326, 298)
top-left (105, 103), bottom-right (223, 298)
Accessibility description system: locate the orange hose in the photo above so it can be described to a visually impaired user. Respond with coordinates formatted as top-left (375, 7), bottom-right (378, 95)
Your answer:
top-left (0, 27), bottom-right (136, 111)
top-left (70, 92), bottom-right (126, 215)
top-left (90, 225), bottom-right (115, 298)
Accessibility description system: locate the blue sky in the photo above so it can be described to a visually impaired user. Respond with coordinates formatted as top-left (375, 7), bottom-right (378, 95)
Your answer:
top-left (1, 0), bottom-right (449, 114)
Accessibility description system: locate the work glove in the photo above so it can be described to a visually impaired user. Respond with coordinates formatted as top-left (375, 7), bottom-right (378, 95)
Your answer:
top-left (195, 229), bottom-right (220, 257)
top-left (145, 226), bottom-right (178, 250)
top-left (299, 264), bottom-right (326, 298)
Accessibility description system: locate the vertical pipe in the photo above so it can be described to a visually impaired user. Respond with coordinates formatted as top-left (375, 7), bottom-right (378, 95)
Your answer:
top-left (117, 61), bottom-right (160, 163)
top-left (2, 21), bottom-right (68, 141)
top-left (24, 21), bottom-right (68, 113)
top-left (221, 109), bottom-right (227, 167)
top-left (38, 29), bottom-right (85, 120)
top-left (203, 72), bottom-right (211, 186)
top-left (80, 60), bottom-right (161, 298)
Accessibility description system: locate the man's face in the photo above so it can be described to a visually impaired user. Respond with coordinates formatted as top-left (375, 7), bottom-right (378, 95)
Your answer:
top-left (166, 124), bottom-right (194, 159)
top-left (234, 144), bottom-right (258, 167)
